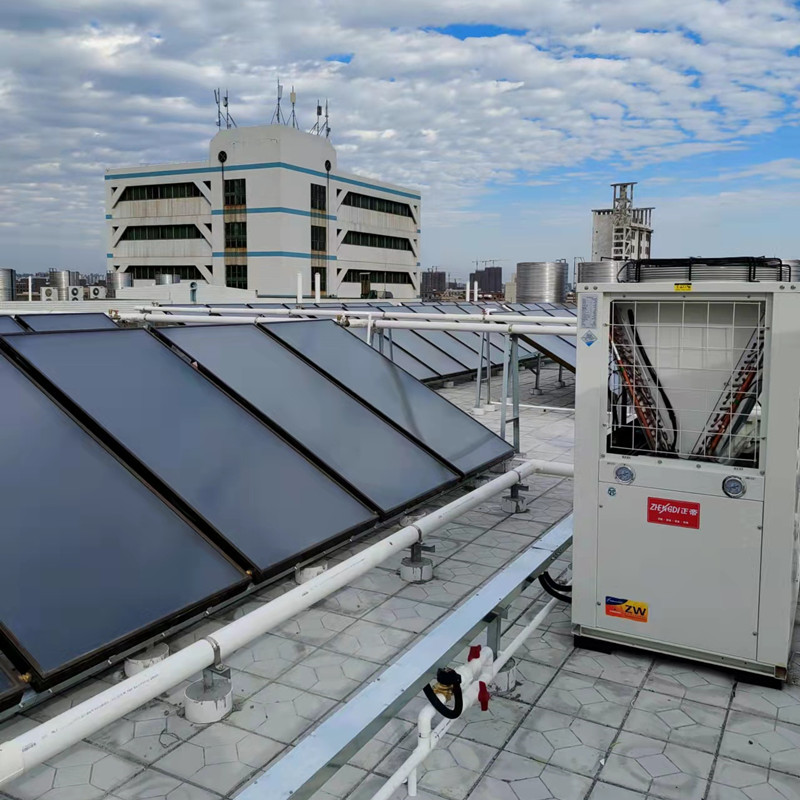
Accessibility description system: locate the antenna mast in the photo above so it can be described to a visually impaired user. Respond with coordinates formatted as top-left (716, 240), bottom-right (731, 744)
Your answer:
top-left (288, 86), bottom-right (300, 129)
top-left (271, 78), bottom-right (286, 125)
top-left (310, 99), bottom-right (331, 138)
top-left (214, 88), bottom-right (237, 130)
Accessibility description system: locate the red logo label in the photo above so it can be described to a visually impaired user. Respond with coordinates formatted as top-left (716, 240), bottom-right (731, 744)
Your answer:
top-left (647, 497), bottom-right (700, 529)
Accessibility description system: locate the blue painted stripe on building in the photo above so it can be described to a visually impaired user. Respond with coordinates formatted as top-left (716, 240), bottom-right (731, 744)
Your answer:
top-left (106, 254), bottom-right (113, 258)
top-left (105, 161), bottom-right (421, 200)
top-left (211, 251), bottom-right (338, 260)
top-left (105, 214), bottom-right (113, 219)
top-left (210, 207), bottom-right (337, 220)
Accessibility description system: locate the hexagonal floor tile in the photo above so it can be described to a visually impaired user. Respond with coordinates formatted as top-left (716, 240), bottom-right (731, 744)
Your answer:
top-left (507, 708), bottom-right (616, 777)
top-left (623, 689), bottom-right (726, 753)
top-left (225, 633), bottom-right (316, 681)
top-left (563, 649), bottom-right (652, 688)
top-left (536, 671), bottom-right (637, 728)
top-left (108, 768), bottom-right (222, 799)
top-left (707, 757), bottom-right (800, 800)
top-left (363, 597), bottom-right (447, 634)
top-left (152, 722), bottom-right (284, 795)
top-left (719, 710), bottom-right (800, 775)
top-left (599, 731), bottom-right (714, 800)
top-left (279, 649), bottom-right (379, 701)
top-left (643, 659), bottom-right (733, 709)
top-left (325, 620), bottom-right (415, 664)
top-left (226, 682), bottom-right (336, 744)
top-left (467, 752), bottom-right (592, 800)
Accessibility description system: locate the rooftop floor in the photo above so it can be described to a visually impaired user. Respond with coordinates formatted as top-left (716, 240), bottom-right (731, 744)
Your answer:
top-left (2, 362), bottom-right (799, 800)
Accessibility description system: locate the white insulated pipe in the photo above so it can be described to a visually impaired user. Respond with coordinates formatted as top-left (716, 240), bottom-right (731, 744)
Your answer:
top-left (346, 319), bottom-right (577, 336)
top-left (136, 306), bottom-right (577, 325)
top-left (0, 458), bottom-right (573, 787)
top-left (473, 282), bottom-right (479, 302)
top-left (296, 272), bottom-right (303, 304)
top-left (314, 273), bottom-right (321, 303)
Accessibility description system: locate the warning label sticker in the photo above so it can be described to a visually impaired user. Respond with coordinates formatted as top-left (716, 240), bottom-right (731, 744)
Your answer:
top-left (647, 497), bottom-right (700, 529)
top-left (606, 596), bottom-right (649, 623)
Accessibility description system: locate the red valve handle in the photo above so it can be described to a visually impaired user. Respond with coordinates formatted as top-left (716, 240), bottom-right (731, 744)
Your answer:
top-left (468, 645), bottom-right (482, 662)
top-left (478, 681), bottom-right (490, 711)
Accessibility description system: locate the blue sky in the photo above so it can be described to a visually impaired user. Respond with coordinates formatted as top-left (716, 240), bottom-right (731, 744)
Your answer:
top-left (1, 0), bottom-right (799, 280)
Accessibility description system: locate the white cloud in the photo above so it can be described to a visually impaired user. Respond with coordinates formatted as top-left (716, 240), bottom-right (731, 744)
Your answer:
top-left (1, 0), bottom-right (799, 272)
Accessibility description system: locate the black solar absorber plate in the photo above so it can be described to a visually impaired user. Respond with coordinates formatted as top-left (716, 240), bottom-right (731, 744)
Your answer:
top-left (0, 317), bottom-right (23, 334)
top-left (262, 320), bottom-right (514, 476)
top-left (350, 329), bottom-right (437, 381)
top-left (4, 329), bottom-right (376, 578)
top-left (380, 329), bottom-right (468, 377)
top-left (17, 313), bottom-right (118, 332)
top-left (0, 353), bottom-right (247, 687)
top-left (161, 326), bottom-right (459, 514)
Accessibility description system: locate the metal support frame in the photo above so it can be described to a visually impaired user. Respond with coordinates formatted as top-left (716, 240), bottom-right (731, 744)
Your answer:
top-left (238, 517), bottom-right (573, 800)
top-left (500, 334), bottom-right (521, 451)
top-left (473, 331), bottom-right (492, 411)
top-left (532, 353), bottom-right (543, 396)
top-left (557, 363), bottom-right (566, 388)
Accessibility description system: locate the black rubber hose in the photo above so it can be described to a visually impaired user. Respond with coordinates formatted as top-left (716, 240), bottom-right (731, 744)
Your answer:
top-left (540, 570), bottom-right (572, 591)
top-left (423, 682), bottom-right (464, 719)
top-left (539, 572), bottom-right (573, 604)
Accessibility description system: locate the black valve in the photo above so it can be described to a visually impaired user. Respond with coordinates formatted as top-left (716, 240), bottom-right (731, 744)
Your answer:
top-left (423, 667), bottom-right (464, 719)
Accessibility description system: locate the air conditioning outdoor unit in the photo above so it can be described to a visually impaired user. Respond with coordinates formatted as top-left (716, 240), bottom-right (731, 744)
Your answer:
top-left (86, 286), bottom-right (106, 300)
top-left (69, 286), bottom-right (83, 301)
top-left (41, 287), bottom-right (57, 301)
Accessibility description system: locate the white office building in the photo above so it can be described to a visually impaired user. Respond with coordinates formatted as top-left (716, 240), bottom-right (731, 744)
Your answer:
top-left (105, 125), bottom-right (421, 300)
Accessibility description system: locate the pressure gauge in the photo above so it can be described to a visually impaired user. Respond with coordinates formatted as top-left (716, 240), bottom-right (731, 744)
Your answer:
top-left (614, 465), bottom-right (636, 485)
top-left (722, 475), bottom-right (747, 499)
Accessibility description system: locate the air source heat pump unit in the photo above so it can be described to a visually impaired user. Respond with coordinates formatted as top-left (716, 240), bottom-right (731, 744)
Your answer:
top-left (572, 260), bottom-right (800, 681)
top-left (87, 286), bottom-right (106, 299)
top-left (69, 286), bottom-right (83, 301)
top-left (41, 287), bottom-right (57, 301)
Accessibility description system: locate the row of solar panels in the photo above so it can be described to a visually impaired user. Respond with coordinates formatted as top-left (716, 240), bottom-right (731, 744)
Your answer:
top-left (157, 301), bottom-right (578, 377)
top-left (0, 318), bottom-right (513, 708)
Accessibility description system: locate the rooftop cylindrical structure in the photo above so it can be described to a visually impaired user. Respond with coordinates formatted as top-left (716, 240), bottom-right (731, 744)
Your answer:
top-left (577, 261), bottom-right (624, 284)
top-left (155, 274), bottom-right (180, 285)
top-left (0, 269), bottom-right (16, 302)
top-left (106, 271), bottom-right (133, 298)
top-left (49, 269), bottom-right (72, 301)
top-left (516, 261), bottom-right (568, 304)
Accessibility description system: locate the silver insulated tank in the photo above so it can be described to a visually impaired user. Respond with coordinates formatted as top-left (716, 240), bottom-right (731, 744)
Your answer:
top-left (577, 261), bottom-right (624, 284)
top-left (155, 274), bottom-right (181, 285)
top-left (0, 269), bottom-right (16, 301)
top-left (49, 269), bottom-right (72, 300)
top-left (106, 271), bottom-right (132, 298)
top-left (516, 261), bottom-right (568, 303)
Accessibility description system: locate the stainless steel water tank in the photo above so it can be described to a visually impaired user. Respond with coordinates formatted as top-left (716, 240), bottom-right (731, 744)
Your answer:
top-left (516, 261), bottom-right (568, 303)
top-left (0, 269), bottom-right (16, 301)
top-left (577, 261), bottom-right (624, 284)
top-left (106, 271), bottom-right (133, 298)
top-left (49, 269), bottom-right (72, 300)
top-left (156, 274), bottom-right (181, 285)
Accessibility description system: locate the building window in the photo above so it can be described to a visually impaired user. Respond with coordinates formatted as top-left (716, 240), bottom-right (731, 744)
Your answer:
top-left (311, 266), bottom-right (327, 293)
top-left (224, 179), bottom-right (246, 207)
top-left (342, 269), bottom-right (412, 285)
top-left (225, 264), bottom-right (248, 289)
top-left (124, 265), bottom-right (203, 280)
top-left (311, 184), bottom-right (327, 212)
top-left (119, 225), bottom-right (203, 241)
top-left (342, 231), bottom-right (413, 251)
top-left (118, 183), bottom-right (203, 202)
top-left (311, 225), bottom-right (327, 252)
top-left (225, 221), bottom-right (247, 249)
top-left (341, 191), bottom-right (412, 217)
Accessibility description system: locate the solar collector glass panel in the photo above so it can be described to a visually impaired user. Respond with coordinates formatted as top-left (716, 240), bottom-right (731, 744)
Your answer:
top-left (0, 317), bottom-right (23, 333)
top-left (160, 326), bottom-right (458, 513)
top-left (262, 320), bottom-right (513, 475)
top-left (0, 352), bottom-right (246, 685)
top-left (17, 313), bottom-right (118, 332)
top-left (4, 330), bottom-right (376, 576)
top-left (379, 329), bottom-right (468, 376)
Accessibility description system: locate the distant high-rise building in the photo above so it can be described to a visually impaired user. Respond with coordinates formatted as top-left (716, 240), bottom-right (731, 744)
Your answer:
top-left (468, 266), bottom-right (503, 295)
top-left (421, 268), bottom-right (447, 298)
top-left (591, 183), bottom-right (653, 261)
